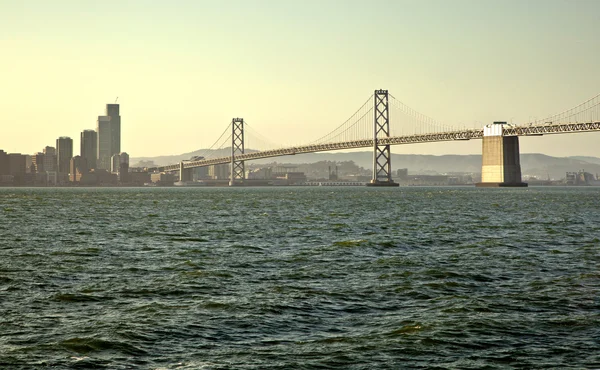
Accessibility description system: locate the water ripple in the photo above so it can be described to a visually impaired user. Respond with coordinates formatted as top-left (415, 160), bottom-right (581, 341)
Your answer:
top-left (0, 187), bottom-right (599, 368)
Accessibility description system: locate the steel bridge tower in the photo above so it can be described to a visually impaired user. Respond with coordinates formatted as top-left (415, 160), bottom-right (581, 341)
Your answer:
top-left (229, 118), bottom-right (245, 186)
top-left (367, 89), bottom-right (398, 187)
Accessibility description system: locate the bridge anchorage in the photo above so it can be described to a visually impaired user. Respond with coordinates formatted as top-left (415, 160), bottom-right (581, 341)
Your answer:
top-left (229, 118), bottom-right (245, 186)
top-left (367, 89), bottom-right (399, 187)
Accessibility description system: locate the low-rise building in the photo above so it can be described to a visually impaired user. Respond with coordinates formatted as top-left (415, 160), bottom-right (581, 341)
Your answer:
top-left (151, 172), bottom-right (175, 185)
top-left (79, 169), bottom-right (118, 186)
top-left (129, 171), bottom-right (151, 185)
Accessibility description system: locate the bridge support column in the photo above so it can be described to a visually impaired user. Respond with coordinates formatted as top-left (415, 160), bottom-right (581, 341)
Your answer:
top-left (367, 89), bottom-right (398, 187)
top-left (229, 118), bottom-right (245, 186)
top-left (476, 122), bottom-right (527, 187)
top-left (179, 161), bottom-right (192, 182)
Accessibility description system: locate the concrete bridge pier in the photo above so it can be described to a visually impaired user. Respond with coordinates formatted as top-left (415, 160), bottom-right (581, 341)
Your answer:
top-left (476, 122), bottom-right (527, 187)
top-left (179, 162), bottom-right (192, 182)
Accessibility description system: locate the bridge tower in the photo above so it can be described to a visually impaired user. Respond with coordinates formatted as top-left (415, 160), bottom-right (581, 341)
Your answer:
top-left (476, 122), bottom-right (527, 187)
top-left (367, 89), bottom-right (399, 187)
top-left (229, 118), bottom-right (245, 186)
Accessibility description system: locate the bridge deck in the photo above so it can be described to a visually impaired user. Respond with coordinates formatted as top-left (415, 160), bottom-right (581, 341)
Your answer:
top-left (156, 121), bottom-right (600, 172)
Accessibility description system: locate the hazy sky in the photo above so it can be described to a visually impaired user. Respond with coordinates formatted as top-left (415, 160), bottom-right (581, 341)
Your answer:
top-left (2, 0), bottom-right (599, 157)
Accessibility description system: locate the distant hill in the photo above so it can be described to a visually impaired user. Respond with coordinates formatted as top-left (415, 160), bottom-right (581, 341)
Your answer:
top-left (131, 148), bottom-right (240, 168)
top-left (249, 152), bottom-right (483, 175)
top-left (131, 150), bottom-right (600, 180)
top-left (521, 154), bottom-right (600, 179)
top-left (568, 156), bottom-right (600, 165)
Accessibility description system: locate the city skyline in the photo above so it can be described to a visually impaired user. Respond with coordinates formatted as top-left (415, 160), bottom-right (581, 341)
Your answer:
top-left (0, 101), bottom-right (126, 186)
top-left (2, 0), bottom-right (600, 157)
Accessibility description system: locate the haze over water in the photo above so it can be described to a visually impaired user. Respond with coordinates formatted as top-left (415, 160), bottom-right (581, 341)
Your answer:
top-left (1, 187), bottom-right (599, 368)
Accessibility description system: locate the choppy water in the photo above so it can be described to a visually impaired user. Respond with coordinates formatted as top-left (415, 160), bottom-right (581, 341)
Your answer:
top-left (0, 187), bottom-right (599, 369)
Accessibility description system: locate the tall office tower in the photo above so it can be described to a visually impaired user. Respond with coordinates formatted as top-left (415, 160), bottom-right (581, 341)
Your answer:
top-left (32, 152), bottom-right (45, 173)
top-left (0, 150), bottom-right (9, 175)
top-left (80, 129), bottom-right (98, 170)
top-left (106, 104), bottom-right (121, 155)
top-left (43, 146), bottom-right (57, 172)
top-left (56, 137), bottom-right (73, 174)
top-left (97, 116), bottom-right (111, 170)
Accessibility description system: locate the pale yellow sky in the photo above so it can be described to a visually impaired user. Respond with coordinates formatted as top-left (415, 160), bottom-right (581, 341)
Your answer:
top-left (1, 0), bottom-right (599, 158)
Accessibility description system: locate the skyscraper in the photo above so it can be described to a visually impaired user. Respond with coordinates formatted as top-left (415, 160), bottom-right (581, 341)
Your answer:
top-left (97, 116), bottom-right (111, 170)
top-left (96, 103), bottom-right (122, 171)
top-left (80, 129), bottom-right (97, 170)
top-left (106, 104), bottom-right (121, 155)
top-left (56, 137), bottom-right (73, 174)
top-left (43, 146), bottom-right (57, 172)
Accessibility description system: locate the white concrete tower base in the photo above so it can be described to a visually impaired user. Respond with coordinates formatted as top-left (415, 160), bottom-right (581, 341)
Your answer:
top-left (476, 123), bottom-right (527, 187)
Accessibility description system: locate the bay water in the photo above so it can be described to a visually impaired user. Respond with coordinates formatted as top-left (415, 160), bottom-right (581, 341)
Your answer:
top-left (1, 187), bottom-right (598, 369)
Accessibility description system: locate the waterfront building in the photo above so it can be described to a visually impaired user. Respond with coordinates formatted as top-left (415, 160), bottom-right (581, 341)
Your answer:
top-left (8, 153), bottom-right (26, 176)
top-left (129, 170), bottom-right (151, 185)
top-left (0, 150), bottom-right (8, 175)
top-left (32, 152), bottom-right (45, 173)
top-left (248, 167), bottom-right (273, 180)
top-left (151, 172), bottom-right (175, 185)
top-left (79, 169), bottom-right (118, 186)
top-left (97, 116), bottom-right (111, 170)
top-left (119, 152), bottom-right (129, 183)
top-left (7, 153), bottom-right (27, 185)
top-left (56, 137), bottom-right (73, 175)
top-left (106, 104), bottom-right (121, 155)
top-left (110, 152), bottom-right (130, 182)
top-left (111, 153), bottom-right (121, 174)
top-left (69, 156), bottom-right (88, 182)
top-left (25, 155), bottom-right (32, 173)
top-left (46, 171), bottom-right (58, 185)
top-left (81, 129), bottom-right (97, 170)
top-left (43, 146), bottom-right (57, 172)
top-left (96, 103), bottom-right (122, 171)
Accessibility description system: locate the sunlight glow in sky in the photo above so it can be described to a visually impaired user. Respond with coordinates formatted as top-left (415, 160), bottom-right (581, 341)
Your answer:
top-left (1, 0), bottom-right (599, 157)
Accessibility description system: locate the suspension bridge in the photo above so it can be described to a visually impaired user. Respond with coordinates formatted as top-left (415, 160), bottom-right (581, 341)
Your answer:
top-left (153, 90), bottom-right (600, 187)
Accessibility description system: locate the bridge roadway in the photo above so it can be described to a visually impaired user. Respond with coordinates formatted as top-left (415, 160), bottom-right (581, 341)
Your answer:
top-left (155, 121), bottom-right (600, 172)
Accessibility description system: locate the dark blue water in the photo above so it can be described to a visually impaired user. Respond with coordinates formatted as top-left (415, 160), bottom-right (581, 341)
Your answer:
top-left (1, 187), bottom-right (599, 369)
